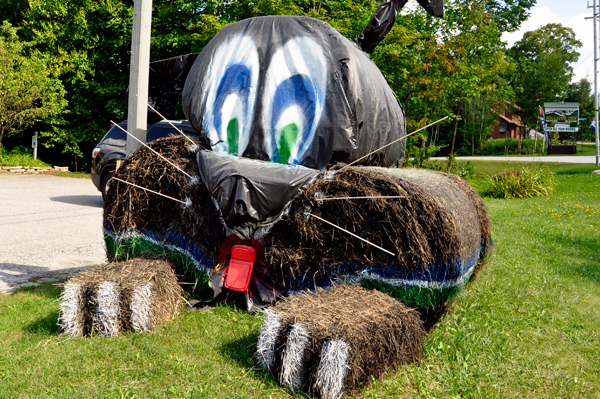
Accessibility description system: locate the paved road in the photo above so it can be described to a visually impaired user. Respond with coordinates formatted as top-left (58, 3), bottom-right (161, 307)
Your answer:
top-left (433, 155), bottom-right (599, 164)
top-left (0, 174), bottom-right (106, 293)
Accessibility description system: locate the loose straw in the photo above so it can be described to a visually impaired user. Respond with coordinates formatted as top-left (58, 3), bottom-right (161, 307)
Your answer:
top-left (307, 213), bottom-right (395, 256)
top-left (110, 121), bottom-right (193, 179)
top-left (317, 195), bottom-right (404, 201)
top-left (112, 177), bottom-right (188, 205)
top-left (340, 116), bottom-right (449, 171)
top-left (135, 94), bottom-right (196, 145)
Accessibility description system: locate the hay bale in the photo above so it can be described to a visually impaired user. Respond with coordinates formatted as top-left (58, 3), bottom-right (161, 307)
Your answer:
top-left (103, 136), bottom-right (491, 316)
top-left (263, 166), bottom-right (492, 313)
top-left (104, 135), bottom-right (226, 266)
top-left (257, 285), bottom-right (424, 398)
top-left (58, 257), bottom-right (183, 336)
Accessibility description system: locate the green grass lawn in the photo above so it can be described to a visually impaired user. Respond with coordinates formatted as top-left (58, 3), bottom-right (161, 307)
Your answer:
top-left (1, 164), bottom-right (599, 398)
top-left (47, 171), bottom-right (91, 179)
top-left (575, 144), bottom-right (598, 156)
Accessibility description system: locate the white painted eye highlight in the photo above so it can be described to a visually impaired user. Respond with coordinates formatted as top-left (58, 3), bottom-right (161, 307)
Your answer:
top-left (201, 34), bottom-right (259, 156)
top-left (262, 37), bottom-right (328, 165)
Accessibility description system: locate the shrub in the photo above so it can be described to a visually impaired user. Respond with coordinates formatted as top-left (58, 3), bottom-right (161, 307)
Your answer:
top-left (0, 146), bottom-right (49, 167)
top-left (551, 139), bottom-right (574, 146)
top-left (421, 159), bottom-right (476, 179)
top-left (404, 144), bottom-right (445, 168)
top-left (484, 166), bottom-right (557, 199)
top-left (480, 139), bottom-right (544, 155)
top-left (403, 144), bottom-right (476, 179)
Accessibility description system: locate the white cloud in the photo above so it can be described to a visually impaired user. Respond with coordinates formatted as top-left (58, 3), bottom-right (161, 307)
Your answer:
top-left (502, 6), bottom-right (595, 83)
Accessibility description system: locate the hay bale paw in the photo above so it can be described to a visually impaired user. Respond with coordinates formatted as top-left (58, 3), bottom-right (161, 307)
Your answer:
top-left (58, 258), bottom-right (183, 336)
top-left (256, 285), bottom-right (424, 398)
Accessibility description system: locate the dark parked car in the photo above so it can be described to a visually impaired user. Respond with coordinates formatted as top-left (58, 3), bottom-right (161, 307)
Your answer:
top-left (91, 120), bottom-right (199, 200)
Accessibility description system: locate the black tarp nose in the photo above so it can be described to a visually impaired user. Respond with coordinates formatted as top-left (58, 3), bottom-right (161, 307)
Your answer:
top-left (196, 150), bottom-right (318, 229)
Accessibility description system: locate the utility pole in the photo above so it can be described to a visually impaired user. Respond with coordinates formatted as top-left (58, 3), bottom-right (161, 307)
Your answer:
top-left (589, 1), bottom-right (600, 166)
top-left (127, 0), bottom-right (152, 155)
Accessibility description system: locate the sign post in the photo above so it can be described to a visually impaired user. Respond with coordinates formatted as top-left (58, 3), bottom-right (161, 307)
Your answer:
top-left (579, 117), bottom-right (587, 153)
top-left (590, 0), bottom-right (600, 165)
top-left (31, 131), bottom-right (38, 160)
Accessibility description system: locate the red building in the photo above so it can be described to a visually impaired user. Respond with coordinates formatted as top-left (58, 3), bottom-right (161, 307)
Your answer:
top-left (491, 108), bottom-right (524, 139)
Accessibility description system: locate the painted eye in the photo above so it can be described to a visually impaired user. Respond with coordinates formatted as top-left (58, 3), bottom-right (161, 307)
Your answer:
top-left (271, 75), bottom-right (317, 164)
top-left (213, 64), bottom-right (251, 156)
top-left (262, 37), bottom-right (327, 165)
top-left (200, 34), bottom-right (259, 156)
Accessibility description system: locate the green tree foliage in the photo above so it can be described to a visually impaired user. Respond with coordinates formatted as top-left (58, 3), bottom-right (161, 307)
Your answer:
top-left (483, 0), bottom-right (537, 33)
top-left (373, 0), bottom-right (515, 159)
top-left (0, 0), bottom-right (539, 166)
top-left (0, 21), bottom-right (66, 150)
top-left (565, 78), bottom-right (594, 140)
top-left (0, 0), bottom-right (134, 162)
top-left (509, 23), bottom-right (582, 127)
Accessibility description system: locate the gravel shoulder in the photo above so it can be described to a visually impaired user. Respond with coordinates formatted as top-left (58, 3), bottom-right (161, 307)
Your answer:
top-left (0, 174), bottom-right (106, 293)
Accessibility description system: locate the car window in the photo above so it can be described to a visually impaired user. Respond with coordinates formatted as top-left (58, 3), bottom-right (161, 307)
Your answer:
top-left (146, 127), bottom-right (179, 142)
top-left (101, 125), bottom-right (127, 146)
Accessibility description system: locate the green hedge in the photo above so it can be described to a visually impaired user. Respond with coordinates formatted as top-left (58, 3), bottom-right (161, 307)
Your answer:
top-left (479, 138), bottom-right (544, 155)
top-left (0, 145), bottom-right (50, 167)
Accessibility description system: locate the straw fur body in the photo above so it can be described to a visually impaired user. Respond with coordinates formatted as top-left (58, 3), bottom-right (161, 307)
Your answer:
top-left (258, 285), bottom-right (424, 397)
top-left (103, 137), bottom-right (492, 309)
top-left (98, 136), bottom-right (492, 397)
top-left (58, 257), bottom-right (183, 336)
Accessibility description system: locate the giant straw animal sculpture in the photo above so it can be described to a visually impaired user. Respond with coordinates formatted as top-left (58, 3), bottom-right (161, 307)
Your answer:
top-left (59, 1), bottom-right (495, 397)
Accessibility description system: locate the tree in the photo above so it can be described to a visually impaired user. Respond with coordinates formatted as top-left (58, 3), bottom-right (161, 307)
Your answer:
top-left (0, 21), bottom-right (66, 150)
top-left (509, 23), bottom-right (582, 127)
top-left (483, 0), bottom-right (537, 33)
top-left (0, 0), bottom-right (526, 167)
top-left (373, 0), bottom-right (515, 161)
top-left (565, 78), bottom-right (594, 140)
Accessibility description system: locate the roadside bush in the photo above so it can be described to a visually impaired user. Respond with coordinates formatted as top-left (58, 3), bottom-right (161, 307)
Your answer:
top-left (551, 139), bottom-right (574, 146)
top-left (404, 144), bottom-right (445, 168)
top-left (422, 159), bottom-right (476, 179)
top-left (484, 166), bottom-right (557, 199)
top-left (480, 139), bottom-right (544, 155)
top-left (0, 146), bottom-right (49, 167)
top-left (404, 143), bottom-right (476, 179)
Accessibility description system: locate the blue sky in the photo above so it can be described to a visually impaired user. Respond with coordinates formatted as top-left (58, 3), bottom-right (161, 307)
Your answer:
top-left (503, 0), bottom-right (595, 83)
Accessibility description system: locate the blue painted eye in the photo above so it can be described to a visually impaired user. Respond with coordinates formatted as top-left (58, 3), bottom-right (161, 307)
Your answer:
top-left (213, 64), bottom-right (251, 156)
top-left (270, 75), bottom-right (317, 164)
top-left (200, 34), bottom-right (259, 156)
top-left (262, 37), bottom-right (328, 165)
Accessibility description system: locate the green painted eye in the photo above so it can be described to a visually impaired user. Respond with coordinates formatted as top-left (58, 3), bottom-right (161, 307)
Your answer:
top-left (276, 123), bottom-right (299, 164)
top-left (227, 118), bottom-right (239, 155)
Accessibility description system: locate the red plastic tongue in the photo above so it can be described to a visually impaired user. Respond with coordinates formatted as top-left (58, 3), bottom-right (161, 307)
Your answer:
top-left (224, 245), bottom-right (256, 292)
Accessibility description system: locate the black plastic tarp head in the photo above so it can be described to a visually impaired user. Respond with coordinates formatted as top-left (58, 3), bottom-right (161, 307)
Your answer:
top-left (183, 16), bottom-right (406, 171)
top-left (196, 150), bottom-right (318, 231)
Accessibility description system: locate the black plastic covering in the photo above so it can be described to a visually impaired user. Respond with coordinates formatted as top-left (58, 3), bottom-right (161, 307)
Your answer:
top-left (196, 150), bottom-right (318, 228)
top-left (147, 53), bottom-right (199, 122)
top-left (183, 16), bottom-right (406, 171)
top-left (354, 0), bottom-right (408, 54)
top-left (416, 0), bottom-right (444, 17)
top-left (354, 0), bottom-right (444, 54)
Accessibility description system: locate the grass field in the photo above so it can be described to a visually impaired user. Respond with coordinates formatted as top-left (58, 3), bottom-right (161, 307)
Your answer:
top-left (0, 162), bottom-right (599, 398)
top-left (47, 171), bottom-right (91, 179)
top-left (576, 144), bottom-right (599, 156)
